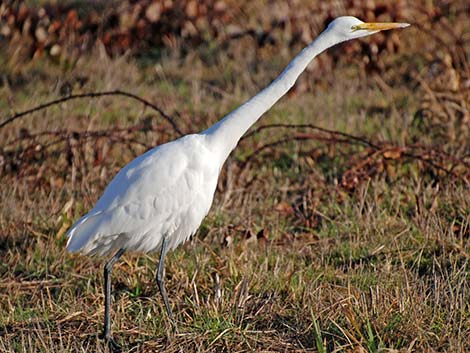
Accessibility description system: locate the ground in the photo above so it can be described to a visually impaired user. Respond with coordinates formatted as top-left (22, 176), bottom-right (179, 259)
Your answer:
top-left (0, 1), bottom-right (469, 352)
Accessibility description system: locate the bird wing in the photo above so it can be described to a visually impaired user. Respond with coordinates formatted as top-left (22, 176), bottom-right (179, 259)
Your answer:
top-left (66, 135), bottom-right (217, 256)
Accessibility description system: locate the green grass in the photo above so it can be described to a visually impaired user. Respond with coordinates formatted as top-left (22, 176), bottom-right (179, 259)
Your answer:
top-left (1, 2), bottom-right (469, 352)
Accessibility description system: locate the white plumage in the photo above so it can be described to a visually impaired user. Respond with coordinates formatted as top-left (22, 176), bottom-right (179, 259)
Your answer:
top-left (64, 16), bottom-right (409, 345)
top-left (66, 17), bottom-right (409, 258)
top-left (67, 134), bottom-right (220, 255)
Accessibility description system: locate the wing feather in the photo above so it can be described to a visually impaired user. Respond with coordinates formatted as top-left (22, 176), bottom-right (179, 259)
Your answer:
top-left (66, 135), bottom-right (217, 256)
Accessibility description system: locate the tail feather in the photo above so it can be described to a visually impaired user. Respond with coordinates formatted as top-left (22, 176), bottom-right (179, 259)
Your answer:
top-left (66, 211), bottom-right (132, 256)
top-left (66, 211), bottom-right (105, 254)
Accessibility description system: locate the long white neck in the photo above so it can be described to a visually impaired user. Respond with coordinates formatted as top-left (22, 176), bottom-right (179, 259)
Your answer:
top-left (201, 28), bottom-right (343, 163)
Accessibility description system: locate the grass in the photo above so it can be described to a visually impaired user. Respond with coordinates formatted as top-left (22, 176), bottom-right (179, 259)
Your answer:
top-left (1, 2), bottom-right (469, 352)
top-left (0, 180), bottom-right (468, 351)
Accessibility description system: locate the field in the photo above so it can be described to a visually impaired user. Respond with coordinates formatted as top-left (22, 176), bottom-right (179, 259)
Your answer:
top-left (0, 1), bottom-right (469, 352)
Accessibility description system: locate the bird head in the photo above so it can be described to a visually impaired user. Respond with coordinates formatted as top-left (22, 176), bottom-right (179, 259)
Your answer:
top-left (326, 16), bottom-right (410, 41)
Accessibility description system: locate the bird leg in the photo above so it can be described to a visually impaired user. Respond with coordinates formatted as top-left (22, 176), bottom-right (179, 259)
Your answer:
top-left (156, 237), bottom-right (174, 321)
top-left (102, 248), bottom-right (125, 347)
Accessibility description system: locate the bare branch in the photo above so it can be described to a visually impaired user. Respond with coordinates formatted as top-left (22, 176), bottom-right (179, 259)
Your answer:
top-left (242, 123), bottom-right (380, 149)
top-left (0, 90), bottom-right (183, 136)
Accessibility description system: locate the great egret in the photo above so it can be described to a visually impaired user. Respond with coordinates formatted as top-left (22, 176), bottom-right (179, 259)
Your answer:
top-left (66, 16), bottom-right (409, 344)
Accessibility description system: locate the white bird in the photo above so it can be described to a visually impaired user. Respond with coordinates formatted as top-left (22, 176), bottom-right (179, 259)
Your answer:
top-left (66, 16), bottom-right (409, 344)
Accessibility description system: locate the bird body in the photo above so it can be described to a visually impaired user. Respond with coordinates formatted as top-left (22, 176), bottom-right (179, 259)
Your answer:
top-left (64, 16), bottom-right (409, 344)
top-left (68, 17), bottom-right (410, 257)
top-left (65, 33), bottom-right (328, 257)
top-left (67, 134), bottom-right (220, 255)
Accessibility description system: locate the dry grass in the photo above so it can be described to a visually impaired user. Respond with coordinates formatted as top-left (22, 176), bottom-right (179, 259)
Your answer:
top-left (1, 1), bottom-right (469, 352)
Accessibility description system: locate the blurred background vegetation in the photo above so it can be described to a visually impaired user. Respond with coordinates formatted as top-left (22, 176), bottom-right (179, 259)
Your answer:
top-left (0, 1), bottom-right (469, 352)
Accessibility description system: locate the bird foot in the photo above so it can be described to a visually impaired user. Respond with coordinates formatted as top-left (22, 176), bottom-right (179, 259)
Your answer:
top-left (101, 334), bottom-right (122, 353)
top-left (169, 317), bottom-right (179, 335)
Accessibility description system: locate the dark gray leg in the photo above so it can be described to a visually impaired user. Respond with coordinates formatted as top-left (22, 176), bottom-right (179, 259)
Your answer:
top-left (103, 248), bottom-right (125, 347)
top-left (157, 237), bottom-right (174, 321)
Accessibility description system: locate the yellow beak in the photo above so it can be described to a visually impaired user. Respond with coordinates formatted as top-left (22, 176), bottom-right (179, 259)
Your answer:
top-left (352, 22), bottom-right (410, 32)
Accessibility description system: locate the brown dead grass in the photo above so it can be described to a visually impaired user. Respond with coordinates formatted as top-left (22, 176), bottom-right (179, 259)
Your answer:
top-left (1, 1), bottom-right (469, 352)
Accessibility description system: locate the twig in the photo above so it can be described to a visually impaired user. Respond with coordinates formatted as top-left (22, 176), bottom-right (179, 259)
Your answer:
top-left (0, 90), bottom-right (183, 136)
top-left (242, 123), bottom-right (380, 149)
top-left (238, 131), bottom-right (469, 184)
